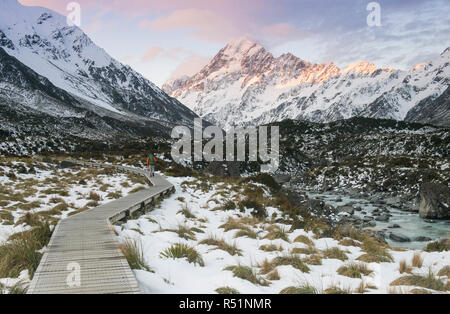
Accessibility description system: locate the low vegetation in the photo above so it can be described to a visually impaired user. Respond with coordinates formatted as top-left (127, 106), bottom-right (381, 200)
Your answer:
top-left (160, 243), bottom-right (204, 267)
top-left (119, 239), bottom-right (151, 272)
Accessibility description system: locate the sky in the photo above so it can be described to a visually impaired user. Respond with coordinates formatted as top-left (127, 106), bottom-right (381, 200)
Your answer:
top-left (19, 0), bottom-right (450, 87)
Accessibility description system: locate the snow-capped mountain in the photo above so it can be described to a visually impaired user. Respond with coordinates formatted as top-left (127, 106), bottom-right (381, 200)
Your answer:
top-left (163, 37), bottom-right (450, 130)
top-left (0, 0), bottom-right (198, 130)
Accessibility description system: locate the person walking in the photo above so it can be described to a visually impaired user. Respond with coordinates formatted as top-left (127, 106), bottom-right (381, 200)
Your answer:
top-left (147, 153), bottom-right (157, 177)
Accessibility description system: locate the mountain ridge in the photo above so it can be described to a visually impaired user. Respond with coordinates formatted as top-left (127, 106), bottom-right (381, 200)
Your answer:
top-left (163, 37), bottom-right (450, 130)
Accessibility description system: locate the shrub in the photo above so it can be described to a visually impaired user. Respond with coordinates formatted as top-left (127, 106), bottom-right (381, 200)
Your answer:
top-left (119, 239), bottom-right (151, 272)
top-left (161, 243), bottom-right (204, 267)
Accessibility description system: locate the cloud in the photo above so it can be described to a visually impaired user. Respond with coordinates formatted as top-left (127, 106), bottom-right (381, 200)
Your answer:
top-left (141, 47), bottom-right (164, 62)
top-left (148, 9), bottom-right (240, 42)
top-left (169, 54), bottom-right (210, 79)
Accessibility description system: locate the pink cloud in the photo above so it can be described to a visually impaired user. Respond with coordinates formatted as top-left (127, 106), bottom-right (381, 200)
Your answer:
top-left (149, 9), bottom-right (240, 42)
top-left (141, 47), bottom-right (164, 62)
top-left (169, 54), bottom-right (210, 79)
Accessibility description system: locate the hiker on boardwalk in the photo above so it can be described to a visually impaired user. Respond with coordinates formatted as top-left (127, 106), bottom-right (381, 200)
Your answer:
top-left (147, 153), bottom-right (157, 177)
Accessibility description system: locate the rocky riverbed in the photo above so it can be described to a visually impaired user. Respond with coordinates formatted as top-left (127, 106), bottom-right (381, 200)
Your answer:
top-left (297, 189), bottom-right (449, 250)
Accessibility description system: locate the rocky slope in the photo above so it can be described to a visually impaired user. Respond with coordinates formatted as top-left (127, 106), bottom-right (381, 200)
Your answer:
top-left (164, 37), bottom-right (450, 130)
top-left (0, 0), bottom-right (198, 138)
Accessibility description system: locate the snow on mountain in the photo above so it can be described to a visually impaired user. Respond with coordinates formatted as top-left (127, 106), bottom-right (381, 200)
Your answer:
top-left (164, 37), bottom-right (450, 130)
top-left (0, 0), bottom-right (198, 125)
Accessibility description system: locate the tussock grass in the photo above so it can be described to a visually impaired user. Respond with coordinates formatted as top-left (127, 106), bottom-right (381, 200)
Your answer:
top-left (130, 186), bottom-right (146, 194)
top-left (305, 254), bottom-right (323, 266)
top-left (88, 191), bottom-right (101, 201)
top-left (219, 217), bottom-right (251, 233)
top-left (165, 224), bottom-right (198, 241)
top-left (17, 201), bottom-right (42, 211)
top-left (199, 237), bottom-right (242, 256)
top-left (322, 247), bottom-right (348, 261)
top-left (261, 255), bottom-right (310, 273)
top-left (280, 284), bottom-right (319, 294)
top-left (0, 210), bottom-right (14, 225)
top-left (339, 238), bottom-right (361, 247)
top-left (8, 281), bottom-right (28, 294)
top-left (424, 239), bottom-right (449, 252)
top-left (216, 286), bottom-right (240, 294)
top-left (264, 225), bottom-right (290, 242)
top-left (0, 222), bottom-right (52, 278)
top-left (224, 265), bottom-right (269, 286)
top-left (390, 271), bottom-right (447, 291)
top-left (107, 191), bottom-right (123, 199)
top-left (259, 244), bottom-right (283, 252)
top-left (161, 243), bottom-right (204, 266)
top-left (325, 285), bottom-right (352, 294)
top-left (213, 200), bottom-right (237, 211)
top-left (266, 269), bottom-right (280, 281)
top-left (357, 237), bottom-right (393, 263)
top-left (293, 235), bottom-right (314, 246)
top-left (234, 228), bottom-right (257, 239)
top-left (177, 204), bottom-right (197, 219)
top-left (354, 281), bottom-right (376, 294)
top-left (411, 252), bottom-right (423, 268)
top-left (291, 246), bottom-right (318, 255)
top-left (399, 260), bottom-right (412, 274)
top-left (437, 265), bottom-right (450, 277)
top-left (337, 263), bottom-right (373, 279)
top-left (119, 239), bottom-right (151, 272)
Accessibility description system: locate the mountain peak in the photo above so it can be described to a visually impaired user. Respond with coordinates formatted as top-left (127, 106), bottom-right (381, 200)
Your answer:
top-left (342, 61), bottom-right (378, 75)
top-left (223, 36), bottom-right (264, 56)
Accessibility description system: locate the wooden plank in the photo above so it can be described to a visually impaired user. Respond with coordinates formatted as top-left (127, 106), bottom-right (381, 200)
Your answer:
top-left (27, 161), bottom-right (174, 294)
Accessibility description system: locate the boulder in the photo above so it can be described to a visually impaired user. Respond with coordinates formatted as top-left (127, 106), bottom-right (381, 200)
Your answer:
top-left (273, 174), bottom-right (291, 185)
top-left (414, 236), bottom-right (432, 242)
top-left (419, 183), bottom-right (450, 220)
top-left (389, 233), bottom-right (411, 243)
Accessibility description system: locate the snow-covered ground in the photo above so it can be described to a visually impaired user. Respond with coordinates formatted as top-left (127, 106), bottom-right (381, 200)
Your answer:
top-left (117, 176), bottom-right (450, 294)
top-left (0, 159), bottom-right (147, 293)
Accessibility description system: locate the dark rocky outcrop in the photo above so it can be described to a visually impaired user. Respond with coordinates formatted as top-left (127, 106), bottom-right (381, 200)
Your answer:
top-left (419, 183), bottom-right (450, 220)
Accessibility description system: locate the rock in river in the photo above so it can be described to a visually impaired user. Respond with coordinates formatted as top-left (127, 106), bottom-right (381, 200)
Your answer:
top-left (419, 183), bottom-right (450, 220)
top-left (389, 233), bottom-right (411, 243)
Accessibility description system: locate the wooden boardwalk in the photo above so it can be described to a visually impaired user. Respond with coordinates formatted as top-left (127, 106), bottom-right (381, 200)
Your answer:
top-left (27, 161), bottom-right (174, 294)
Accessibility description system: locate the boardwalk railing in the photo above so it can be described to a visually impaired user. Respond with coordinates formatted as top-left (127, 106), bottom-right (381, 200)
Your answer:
top-left (27, 160), bottom-right (175, 294)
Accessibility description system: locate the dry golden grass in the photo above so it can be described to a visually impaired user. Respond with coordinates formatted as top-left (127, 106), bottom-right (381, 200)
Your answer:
top-left (399, 260), bottom-right (412, 274)
top-left (437, 265), bottom-right (450, 277)
top-left (293, 235), bottom-right (314, 246)
top-left (322, 247), bottom-right (348, 261)
top-left (259, 244), bottom-right (283, 252)
top-left (199, 236), bottom-right (242, 256)
top-left (411, 252), bottom-right (423, 268)
top-left (390, 271), bottom-right (447, 291)
top-left (337, 262), bottom-right (373, 279)
top-left (266, 269), bottom-right (280, 281)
